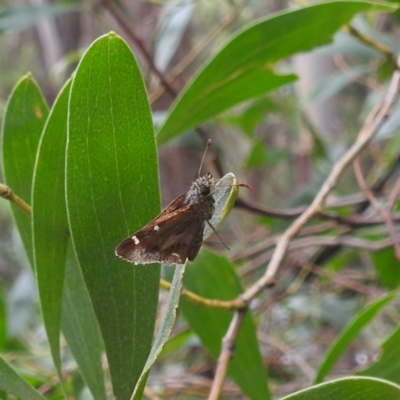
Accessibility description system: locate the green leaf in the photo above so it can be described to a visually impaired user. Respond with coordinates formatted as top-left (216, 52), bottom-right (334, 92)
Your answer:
top-left (66, 32), bottom-right (160, 399)
top-left (357, 323), bottom-right (400, 384)
top-left (131, 263), bottom-right (186, 400)
top-left (157, 1), bottom-right (395, 144)
top-left (62, 245), bottom-right (106, 400)
top-left (31, 79), bottom-right (71, 391)
top-left (204, 173), bottom-right (238, 239)
top-left (372, 248), bottom-right (400, 289)
top-left (0, 357), bottom-right (45, 400)
top-left (180, 250), bottom-right (270, 400)
top-left (314, 293), bottom-right (396, 383)
top-left (1, 73), bottom-right (49, 265)
top-left (280, 376), bottom-right (400, 400)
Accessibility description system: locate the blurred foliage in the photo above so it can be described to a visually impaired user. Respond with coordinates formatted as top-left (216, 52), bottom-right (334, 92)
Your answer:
top-left (1, 0), bottom-right (400, 399)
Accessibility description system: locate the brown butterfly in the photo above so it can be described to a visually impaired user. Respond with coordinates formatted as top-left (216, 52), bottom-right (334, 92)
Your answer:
top-left (115, 171), bottom-right (217, 265)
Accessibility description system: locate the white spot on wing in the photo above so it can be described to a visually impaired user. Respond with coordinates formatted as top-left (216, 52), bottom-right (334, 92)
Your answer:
top-left (172, 253), bottom-right (179, 257)
top-left (131, 235), bottom-right (140, 245)
top-left (154, 225), bottom-right (160, 231)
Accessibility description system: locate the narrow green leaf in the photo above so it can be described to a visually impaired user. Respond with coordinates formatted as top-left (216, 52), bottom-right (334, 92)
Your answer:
top-left (157, 1), bottom-right (395, 144)
top-left (280, 376), bottom-right (400, 400)
top-left (1, 74), bottom-right (49, 265)
top-left (62, 245), bottom-right (106, 400)
top-left (357, 323), bottom-right (400, 384)
top-left (132, 263), bottom-right (186, 400)
top-left (314, 293), bottom-right (396, 383)
top-left (66, 32), bottom-right (160, 399)
top-left (179, 249), bottom-right (270, 400)
top-left (31, 79), bottom-right (71, 392)
top-left (0, 357), bottom-right (45, 400)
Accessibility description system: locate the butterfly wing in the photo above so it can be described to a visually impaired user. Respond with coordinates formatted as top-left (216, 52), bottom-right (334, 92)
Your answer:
top-left (115, 200), bottom-right (205, 265)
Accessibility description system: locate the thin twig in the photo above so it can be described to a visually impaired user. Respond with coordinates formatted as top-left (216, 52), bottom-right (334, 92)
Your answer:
top-left (208, 310), bottom-right (246, 400)
top-left (343, 25), bottom-right (399, 72)
top-left (0, 183), bottom-right (32, 216)
top-left (98, 0), bottom-right (177, 98)
top-left (258, 332), bottom-right (315, 381)
top-left (149, 0), bottom-right (248, 103)
top-left (333, 54), bottom-right (384, 92)
top-left (387, 177), bottom-right (400, 211)
top-left (239, 235), bottom-right (394, 277)
top-left (208, 58), bottom-right (400, 399)
top-left (310, 265), bottom-right (380, 296)
top-left (241, 61), bottom-right (400, 303)
top-left (159, 279), bottom-right (246, 310)
top-left (354, 156), bottom-right (400, 259)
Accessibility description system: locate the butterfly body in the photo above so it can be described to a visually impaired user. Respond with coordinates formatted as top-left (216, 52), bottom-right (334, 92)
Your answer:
top-left (115, 172), bottom-right (215, 265)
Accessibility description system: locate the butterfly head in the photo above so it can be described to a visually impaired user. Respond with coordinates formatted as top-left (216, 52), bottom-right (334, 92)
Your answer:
top-left (192, 172), bottom-right (213, 197)
top-left (183, 172), bottom-right (214, 210)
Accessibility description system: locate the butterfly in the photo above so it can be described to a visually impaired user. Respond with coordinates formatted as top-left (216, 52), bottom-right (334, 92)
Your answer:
top-left (115, 171), bottom-right (217, 265)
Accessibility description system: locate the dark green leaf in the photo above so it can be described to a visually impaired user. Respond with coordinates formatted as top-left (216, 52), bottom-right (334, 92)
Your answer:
top-left (314, 293), bottom-right (396, 383)
top-left (157, 1), bottom-right (395, 144)
top-left (62, 245), bottom-right (106, 400)
top-left (66, 32), bottom-right (160, 399)
top-left (180, 250), bottom-right (270, 400)
top-left (357, 323), bottom-right (400, 384)
top-left (32, 79), bottom-right (70, 391)
top-left (280, 376), bottom-right (400, 400)
top-left (372, 248), bottom-right (400, 289)
top-left (1, 74), bottom-right (49, 265)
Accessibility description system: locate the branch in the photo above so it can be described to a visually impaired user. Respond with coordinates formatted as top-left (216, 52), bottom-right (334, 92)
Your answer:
top-left (98, 0), bottom-right (177, 98)
top-left (0, 183), bottom-right (31, 216)
top-left (353, 156), bottom-right (400, 259)
top-left (343, 25), bottom-right (399, 72)
top-left (159, 279), bottom-right (246, 311)
top-left (208, 310), bottom-right (246, 400)
top-left (149, 0), bottom-right (248, 103)
top-left (242, 61), bottom-right (400, 302)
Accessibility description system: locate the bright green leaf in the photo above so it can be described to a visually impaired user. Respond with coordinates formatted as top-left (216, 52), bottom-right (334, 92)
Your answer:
top-left (1, 73), bottom-right (49, 265)
top-left (281, 376), bottom-right (400, 400)
top-left (314, 293), bottom-right (396, 383)
top-left (66, 32), bottom-right (160, 399)
top-left (157, 1), bottom-right (395, 144)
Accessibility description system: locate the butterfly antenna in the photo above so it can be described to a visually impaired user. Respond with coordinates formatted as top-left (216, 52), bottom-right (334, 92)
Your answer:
top-left (198, 139), bottom-right (212, 177)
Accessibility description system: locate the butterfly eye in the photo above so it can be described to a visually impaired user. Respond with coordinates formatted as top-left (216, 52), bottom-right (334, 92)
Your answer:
top-left (201, 186), bottom-right (210, 196)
